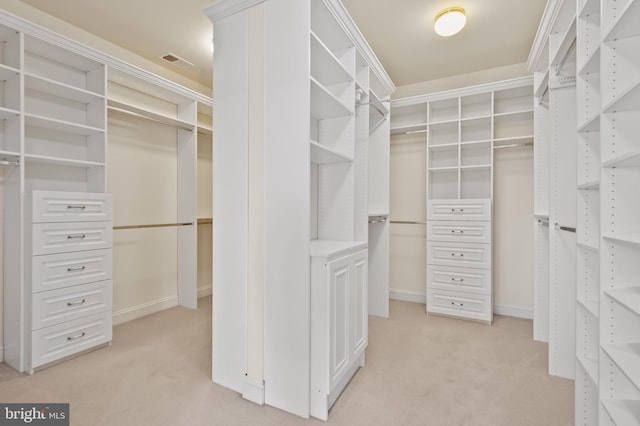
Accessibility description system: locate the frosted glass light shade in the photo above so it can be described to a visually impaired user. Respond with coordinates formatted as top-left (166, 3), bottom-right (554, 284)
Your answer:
top-left (434, 7), bottom-right (466, 37)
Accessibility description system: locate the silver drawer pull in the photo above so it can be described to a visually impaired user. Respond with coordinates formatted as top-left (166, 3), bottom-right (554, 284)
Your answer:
top-left (67, 234), bottom-right (86, 240)
top-left (451, 301), bottom-right (464, 307)
top-left (67, 266), bottom-right (86, 273)
top-left (67, 204), bottom-right (87, 210)
top-left (67, 299), bottom-right (86, 307)
top-left (451, 253), bottom-right (464, 257)
top-left (451, 277), bottom-right (465, 282)
top-left (67, 332), bottom-right (86, 341)
top-left (451, 208), bottom-right (464, 212)
top-left (450, 230), bottom-right (464, 234)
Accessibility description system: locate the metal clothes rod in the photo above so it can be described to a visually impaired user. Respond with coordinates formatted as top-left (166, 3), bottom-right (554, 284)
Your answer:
top-left (0, 159), bottom-right (19, 167)
top-left (108, 105), bottom-right (194, 132)
top-left (494, 142), bottom-right (534, 150)
top-left (114, 222), bottom-right (193, 230)
top-left (554, 223), bottom-right (577, 233)
top-left (197, 218), bottom-right (213, 225)
top-left (390, 220), bottom-right (427, 225)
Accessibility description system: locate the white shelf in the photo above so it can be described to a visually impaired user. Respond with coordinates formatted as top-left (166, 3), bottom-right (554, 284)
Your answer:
top-left (390, 123), bottom-right (427, 135)
top-left (550, 18), bottom-right (577, 71)
top-left (24, 154), bottom-right (105, 168)
top-left (460, 164), bottom-right (491, 171)
top-left (578, 0), bottom-right (600, 20)
top-left (534, 70), bottom-right (550, 100)
top-left (310, 77), bottom-right (353, 119)
top-left (601, 399), bottom-right (640, 426)
top-left (605, 287), bottom-right (640, 317)
top-left (25, 73), bottom-right (105, 104)
top-left (460, 113), bottom-right (491, 122)
top-left (428, 166), bottom-right (458, 172)
top-left (0, 63), bottom-right (19, 81)
top-left (368, 212), bottom-right (389, 218)
top-left (602, 150), bottom-right (640, 168)
top-left (310, 31), bottom-right (352, 86)
top-left (25, 113), bottom-right (105, 136)
top-left (108, 100), bottom-right (194, 131)
top-left (578, 45), bottom-right (600, 77)
top-left (494, 135), bottom-right (534, 147)
top-left (602, 343), bottom-right (640, 391)
top-left (0, 106), bottom-right (20, 120)
top-left (577, 354), bottom-right (599, 385)
top-left (428, 118), bottom-right (458, 126)
top-left (578, 113), bottom-right (600, 133)
top-left (429, 142), bottom-right (458, 151)
top-left (309, 239), bottom-right (367, 259)
top-left (603, 0), bottom-right (640, 42)
top-left (197, 125), bottom-right (213, 137)
top-left (603, 233), bottom-right (640, 247)
top-left (493, 109), bottom-right (534, 118)
top-left (369, 89), bottom-right (389, 116)
top-left (577, 296), bottom-right (599, 319)
top-left (460, 139), bottom-right (492, 146)
top-left (577, 180), bottom-right (600, 190)
top-left (603, 80), bottom-right (640, 114)
top-left (310, 140), bottom-right (353, 164)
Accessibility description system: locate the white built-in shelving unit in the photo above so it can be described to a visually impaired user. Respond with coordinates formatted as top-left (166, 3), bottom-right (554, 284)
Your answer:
top-left (390, 78), bottom-right (533, 323)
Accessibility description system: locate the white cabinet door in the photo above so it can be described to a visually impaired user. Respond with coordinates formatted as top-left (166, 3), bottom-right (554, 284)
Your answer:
top-left (329, 256), bottom-right (350, 390)
top-left (352, 250), bottom-right (367, 357)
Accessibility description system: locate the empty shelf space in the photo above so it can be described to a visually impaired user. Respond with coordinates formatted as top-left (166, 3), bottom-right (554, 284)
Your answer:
top-left (310, 77), bottom-right (353, 119)
top-left (578, 0), bottom-right (600, 20)
top-left (24, 154), bottom-right (105, 168)
top-left (601, 399), bottom-right (640, 426)
top-left (578, 114), bottom-right (600, 133)
top-left (24, 73), bottom-right (105, 104)
top-left (309, 239), bottom-right (367, 259)
top-left (310, 140), bottom-right (353, 164)
top-left (578, 45), bottom-right (600, 77)
top-left (550, 18), bottom-right (577, 70)
top-left (577, 180), bottom-right (600, 190)
top-left (25, 113), bottom-right (105, 136)
top-left (0, 106), bottom-right (20, 120)
top-left (603, 233), bottom-right (640, 247)
top-left (603, 0), bottom-right (640, 42)
top-left (390, 123), bottom-right (427, 135)
top-left (577, 297), bottom-right (599, 318)
top-left (0, 63), bottom-right (19, 80)
top-left (605, 287), bottom-right (640, 317)
top-left (603, 81), bottom-right (640, 114)
top-left (108, 100), bottom-right (194, 131)
top-left (602, 343), bottom-right (640, 391)
top-left (577, 354), bottom-right (599, 385)
top-left (602, 150), bottom-right (640, 168)
top-left (310, 31), bottom-right (352, 86)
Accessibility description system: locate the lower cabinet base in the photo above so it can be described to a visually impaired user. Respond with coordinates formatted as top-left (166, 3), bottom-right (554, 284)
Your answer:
top-left (310, 351), bottom-right (365, 421)
top-left (427, 289), bottom-right (492, 323)
top-left (30, 341), bottom-right (111, 375)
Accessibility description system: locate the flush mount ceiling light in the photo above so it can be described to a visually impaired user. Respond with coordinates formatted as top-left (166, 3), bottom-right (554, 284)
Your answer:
top-left (434, 7), bottom-right (466, 37)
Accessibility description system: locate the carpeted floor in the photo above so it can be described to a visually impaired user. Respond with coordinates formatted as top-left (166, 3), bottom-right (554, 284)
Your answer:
top-left (0, 298), bottom-right (574, 425)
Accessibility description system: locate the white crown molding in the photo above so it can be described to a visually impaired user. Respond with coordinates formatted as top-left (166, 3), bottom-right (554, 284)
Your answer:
top-left (526, 0), bottom-right (563, 72)
top-left (204, 0), bottom-right (266, 23)
top-left (391, 76), bottom-right (534, 108)
top-left (0, 9), bottom-right (212, 106)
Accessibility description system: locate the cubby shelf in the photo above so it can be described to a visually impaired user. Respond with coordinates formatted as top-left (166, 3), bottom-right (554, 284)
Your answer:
top-left (578, 0), bottom-right (599, 19)
top-left (369, 89), bottom-right (389, 116)
top-left (578, 46), bottom-right (600, 77)
top-left (429, 166), bottom-right (458, 172)
top-left (494, 109), bottom-right (534, 118)
top-left (24, 113), bottom-right (105, 136)
top-left (602, 150), bottom-right (640, 168)
top-left (605, 287), bottom-right (640, 317)
top-left (428, 118), bottom-right (459, 126)
top-left (0, 106), bottom-right (20, 120)
top-left (310, 76), bottom-right (353, 119)
top-left (390, 123), bottom-right (427, 135)
top-left (602, 344), bottom-right (640, 391)
top-left (534, 70), bottom-right (550, 100)
top-left (24, 154), bottom-right (105, 168)
top-left (577, 180), bottom-right (600, 190)
top-left (310, 31), bottom-right (352, 86)
top-left (602, 0), bottom-right (640, 42)
top-left (577, 354), bottom-right (599, 385)
top-left (550, 18), bottom-right (577, 70)
top-left (578, 114), bottom-right (600, 133)
top-left (603, 81), bottom-right (640, 114)
top-left (460, 164), bottom-right (491, 171)
top-left (108, 100), bottom-right (194, 131)
top-left (429, 142), bottom-right (458, 151)
top-left (494, 135), bottom-right (534, 147)
top-left (577, 296), bottom-right (599, 318)
top-left (603, 232), bottom-right (640, 247)
top-left (602, 400), bottom-right (640, 426)
top-left (310, 140), bottom-right (353, 164)
top-left (0, 63), bottom-right (19, 80)
top-left (25, 73), bottom-right (105, 104)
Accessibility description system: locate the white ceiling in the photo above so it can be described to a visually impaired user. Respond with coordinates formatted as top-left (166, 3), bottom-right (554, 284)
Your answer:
top-left (17, 0), bottom-right (547, 90)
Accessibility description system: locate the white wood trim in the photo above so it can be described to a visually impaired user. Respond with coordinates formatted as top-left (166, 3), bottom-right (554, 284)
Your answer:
top-left (391, 76), bottom-right (534, 107)
top-left (112, 295), bottom-right (179, 326)
top-left (242, 376), bottom-right (266, 405)
top-left (0, 9), bottom-right (212, 106)
top-left (198, 285), bottom-right (213, 298)
top-left (389, 289), bottom-right (427, 304)
top-left (526, 0), bottom-right (563, 72)
top-left (204, 0), bottom-right (266, 23)
top-left (494, 304), bottom-right (534, 320)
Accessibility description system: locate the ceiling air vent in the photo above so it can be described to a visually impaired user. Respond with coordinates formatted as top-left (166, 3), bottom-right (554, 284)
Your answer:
top-left (160, 52), bottom-right (194, 69)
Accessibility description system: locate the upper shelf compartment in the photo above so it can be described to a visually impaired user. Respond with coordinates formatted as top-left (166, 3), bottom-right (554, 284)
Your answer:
top-left (310, 0), bottom-right (355, 79)
top-left (603, 0), bottom-right (640, 42)
top-left (390, 101), bottom-right (427, 135)
top-left (311, 31), bottom-right (352, 87)
top-left (310, 77), bottom-right (353, 120)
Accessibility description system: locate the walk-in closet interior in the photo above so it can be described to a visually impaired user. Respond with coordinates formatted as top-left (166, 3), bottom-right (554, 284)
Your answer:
top-left (0, 0), bottom-right (638, 424)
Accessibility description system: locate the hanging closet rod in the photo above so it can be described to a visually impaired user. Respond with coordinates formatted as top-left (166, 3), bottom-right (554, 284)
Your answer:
top-left (0, 159), bottom-right (19, 167)
top-left (369, 218), bottom-right (387, 224)
top-left (108, 105), bottom-right (194, 132)
top-left (113, 222), bottom-right (193, 230)
top-left (494, 141), bottom-right (533, 149)
top-left (197, 218), bottom-right (213, 225)
top-left (390, 220), bottom-right (427, 225)
top-left (555, 223), bottom-right (576, 233)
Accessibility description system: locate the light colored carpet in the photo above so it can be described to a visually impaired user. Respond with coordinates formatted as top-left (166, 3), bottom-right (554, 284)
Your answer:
top-left (0, 298), bottom-right (573, 425)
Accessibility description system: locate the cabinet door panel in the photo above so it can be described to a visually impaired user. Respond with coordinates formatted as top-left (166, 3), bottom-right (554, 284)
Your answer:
top-left (352, 251), bottom-right (367, 357)
top-left (329, 257), bottom-right (350, 391)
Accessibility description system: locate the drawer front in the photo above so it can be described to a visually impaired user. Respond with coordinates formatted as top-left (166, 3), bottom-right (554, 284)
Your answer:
top-left (32, 191), bottom-right (112, 223)
top-left (32, 311), bottom-right (112, 368)
top-left (427, 289), bottom-right (492, 322)
top-left (32, 249), bottom-right (112, 293)
top-left (32, 280), bottom-right (112, 330)
top-left (427, 241), bottom-right (492, 269)
top-left (32, 221), bottom-right (112, 255)
top-left (427, 221), bottom-right (491, 244)
top-left (428, 265), bottom-right (492, 294)
top-left (427, 199), bottom-right (491, 221)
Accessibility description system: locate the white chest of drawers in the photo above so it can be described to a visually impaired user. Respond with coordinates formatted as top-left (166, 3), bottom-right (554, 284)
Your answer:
top-left (426, 199), bottom-right (493, 323)
top-left (27, 190), bottom-right (113, 372)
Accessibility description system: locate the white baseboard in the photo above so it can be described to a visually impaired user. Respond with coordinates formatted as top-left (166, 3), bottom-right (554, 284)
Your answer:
top-left (389, 289), bottom-right (534, 320)
top-left (198, 284), bottom-right (212, 298)
top-left (389, 289), bottom-right (426, 304)
top-left (242, 376), bottom-right (265, 405)
top-left (113, 295), bottom-right (179, 326)
top-left (494, 304), bottom-right (534, 320)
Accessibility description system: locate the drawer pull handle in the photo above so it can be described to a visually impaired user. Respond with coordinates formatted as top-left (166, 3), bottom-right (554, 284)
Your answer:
top-left (67, 204), bottom-right (87, 210)
top-left (451, 277), bottom-right (465, 282)
top-left (67, 234), bottom-right (86, 240)
top-left (67, 266), bottom-right (86, 273)
top-left (67, 299), bottom-right (86, 307)
top-left (450, 230), bottom-right (464, 234)
top-left (451, 253), bottom-right (464, 257)
top-left (451, 301), bottom-right (464, 307)
top-left (67, 332), bottom-right (86, 341)
top-left (451, 208), bottom-right (464, 212)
